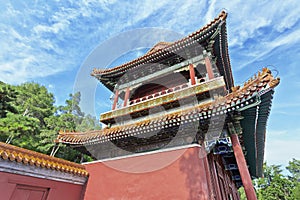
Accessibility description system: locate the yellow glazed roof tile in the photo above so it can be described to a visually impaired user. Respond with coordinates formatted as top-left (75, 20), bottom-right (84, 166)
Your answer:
top-left (0, 142), bottom-right (88, 177)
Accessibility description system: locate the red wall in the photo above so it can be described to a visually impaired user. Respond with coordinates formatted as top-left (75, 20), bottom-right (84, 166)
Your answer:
top-left (0, 171), bottom-right (86, 200)
top-left (84, 146), bottom-right (210, 200)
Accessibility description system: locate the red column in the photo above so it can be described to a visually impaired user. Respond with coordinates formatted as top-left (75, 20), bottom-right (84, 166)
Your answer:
top-left (230, 134), bottom-right (257, 200)
top-left (205, 57), bottom-right (214, 80)
top-left (189, 64), bottom-right (196, 85)
top-left (112, 90), bottom-right (119, 110)
top-left (123, 88), bottom-right (130, 107)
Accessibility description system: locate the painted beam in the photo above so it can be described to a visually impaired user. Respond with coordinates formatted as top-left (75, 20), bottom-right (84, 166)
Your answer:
top-left (118, 55), bottom-right (204, 90)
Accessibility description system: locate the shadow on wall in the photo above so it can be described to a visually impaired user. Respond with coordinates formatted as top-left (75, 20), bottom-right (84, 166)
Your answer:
top-left (179, 147), bottom-right (208, 200)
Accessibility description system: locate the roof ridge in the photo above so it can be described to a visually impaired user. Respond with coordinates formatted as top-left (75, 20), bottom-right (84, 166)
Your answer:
top-left (91, 10), bottom-right (228, 76)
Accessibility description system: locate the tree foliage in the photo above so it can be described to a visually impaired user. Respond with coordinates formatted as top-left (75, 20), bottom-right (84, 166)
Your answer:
top-left (287, 158), bottom-right (300, 181)
top-left (251, 160), bottom-right (300, 200)
top-left (287, 159), bottom-right (300, 200)
top-left (0, 81), bottom-right (100, 163)
top-left (0, 81), bottom-right (18, 118)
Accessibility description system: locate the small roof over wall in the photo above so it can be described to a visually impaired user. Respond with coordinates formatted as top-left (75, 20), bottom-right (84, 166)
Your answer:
top-left (0, 142), bottom-right (88, 184)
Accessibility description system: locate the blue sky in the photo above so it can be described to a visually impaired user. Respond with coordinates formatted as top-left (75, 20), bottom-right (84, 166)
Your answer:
top-left (1, 0), bottom-right (299, 169)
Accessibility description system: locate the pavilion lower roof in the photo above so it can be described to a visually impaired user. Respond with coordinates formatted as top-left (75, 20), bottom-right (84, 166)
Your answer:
top-left (91, 10), bottom-right (234, 92)
top-left (240, 89), bottom-right (274, 177)
top-left (56, 68), bottom-right (279, 146)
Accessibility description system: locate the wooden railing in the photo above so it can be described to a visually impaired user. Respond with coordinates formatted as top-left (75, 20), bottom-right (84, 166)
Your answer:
top-left (100, 77), bottom-right (225, 123)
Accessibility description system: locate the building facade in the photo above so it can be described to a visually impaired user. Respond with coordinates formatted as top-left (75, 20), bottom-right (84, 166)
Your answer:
top-left (56, 11), bottom-right (280, 200)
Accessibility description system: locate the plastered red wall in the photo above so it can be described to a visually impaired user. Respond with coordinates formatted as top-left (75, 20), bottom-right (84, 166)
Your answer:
top-left (84, 146), bottom-right (210, 200)
top-left (0, 171), bottom-right (86, 200)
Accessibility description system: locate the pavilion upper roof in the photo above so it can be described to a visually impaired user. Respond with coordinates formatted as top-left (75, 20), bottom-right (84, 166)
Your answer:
top-left (145, 41), bottom-right (173, 55)
top-left (91, 10), bottom-right (234, 92)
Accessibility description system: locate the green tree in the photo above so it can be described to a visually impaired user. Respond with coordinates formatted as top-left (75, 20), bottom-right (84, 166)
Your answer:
top-left (286, 158), bottom-right (300, 199)
top-left (0, 82), bottom-right (97, 163)
top-left (291, 182), bottom-right (300, 200)
top-left (77, 114), bottom-right (101, 132)
top-left (0, 113), bottom-right (40, 149)
top-left (0, 81), bottom-right (17, 118)
top-left (238, 187), bottom-right (247, 200)
top-left (256, 163), bottom-right (295, 200)
top-left (0, 83), bottom-right (55, 147)
top-left (15, 82), bottom-right (55, 126)
top-left (43, 92), bottom-right (97, 162)
top-left (287, 158), bottom-right (300, 181)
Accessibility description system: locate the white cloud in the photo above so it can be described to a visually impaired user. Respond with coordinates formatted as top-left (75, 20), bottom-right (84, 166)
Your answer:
top-left (265, 127), bottom-right (300, 168)
top-left (48, 84), bottom-right (54, 89)
top-left (274, 102), bottom-right (300, 109)
top-left (0, 0), bottom-right (214, 84)
top-left (0, 0), bottom-right (298, 174)
top-left (267, 130), bottom-right (288, 136)
top-left (33, 21), bottom-right (69, 35)
top-left (208, 0), bottom-right (300, 70)
top-left (265, 138), bottom-right (300, 167)
top-left (204, 0), bottom-right (217, 23)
